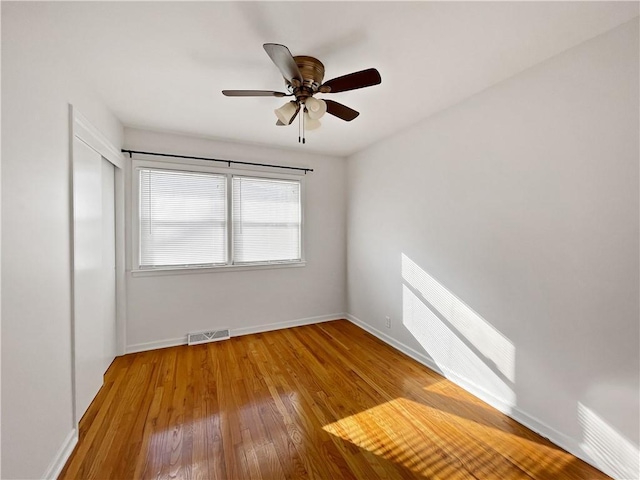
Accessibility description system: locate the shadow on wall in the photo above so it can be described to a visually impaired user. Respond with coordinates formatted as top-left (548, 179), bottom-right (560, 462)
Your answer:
top-left (400, 253), bottom-right (640, 479)
top-left (401, 253), bottom-right (516, 410)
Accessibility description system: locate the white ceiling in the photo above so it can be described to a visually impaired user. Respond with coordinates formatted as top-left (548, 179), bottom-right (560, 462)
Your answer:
top-left (20, 2), bottom-right (639, 156)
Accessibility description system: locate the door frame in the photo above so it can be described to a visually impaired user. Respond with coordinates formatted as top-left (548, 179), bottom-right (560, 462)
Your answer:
top-left (70, 105), bottom-right (126, 425)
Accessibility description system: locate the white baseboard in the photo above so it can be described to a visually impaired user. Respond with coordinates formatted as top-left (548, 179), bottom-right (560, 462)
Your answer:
top-left (126, 313), bottom-right (346, 354)
top-left (231, 313), bottom-right (344, 337)
top-left (42, 428), bottom-right (78, 480)
top-left (345, 313), bottom-right (612, 479)
top-left (126, 335), bottom-right (187, 354)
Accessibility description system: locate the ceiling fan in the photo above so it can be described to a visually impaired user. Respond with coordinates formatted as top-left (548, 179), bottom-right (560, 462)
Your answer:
top-left (222, 43), bottom-right (382, 143)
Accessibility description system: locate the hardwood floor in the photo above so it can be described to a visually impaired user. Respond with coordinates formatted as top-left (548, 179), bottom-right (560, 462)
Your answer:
top-left (59, 320), bottom-right (609, 479)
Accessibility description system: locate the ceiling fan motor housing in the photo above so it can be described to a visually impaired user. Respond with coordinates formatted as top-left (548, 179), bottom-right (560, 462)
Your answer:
top-left (290, 56), bottom-right (325, 100)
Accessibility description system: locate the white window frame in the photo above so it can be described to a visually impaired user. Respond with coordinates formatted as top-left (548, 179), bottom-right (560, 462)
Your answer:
top-left (131, 157), bottom-right (306, 276)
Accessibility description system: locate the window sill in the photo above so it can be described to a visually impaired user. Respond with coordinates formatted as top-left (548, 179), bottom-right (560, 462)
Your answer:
top-left (130, 261), bottom-right (306, 277)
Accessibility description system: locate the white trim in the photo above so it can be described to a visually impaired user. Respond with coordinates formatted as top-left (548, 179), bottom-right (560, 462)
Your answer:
top-left (42, 428), bottom-right (78, 480)
top-left (345, 313), bottom-right (610, 478)
top-left (126, 336), bottom-right (187, 354)
top-left (130, 260), bottom-right (306, 277)
top-left (232, 313), bottom-right (341, 337)
top-left (126, 313), bottom-right (346, 354)
top-left (73, 110), bottom-right (123, 169)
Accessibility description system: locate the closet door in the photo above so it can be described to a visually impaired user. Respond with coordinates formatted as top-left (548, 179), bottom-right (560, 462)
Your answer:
top-left (73, 138), bottom-right (117, 422)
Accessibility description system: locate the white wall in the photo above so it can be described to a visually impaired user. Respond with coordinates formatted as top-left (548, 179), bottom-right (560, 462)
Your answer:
top-left (1, 3), bottom-right (123, 478)
top-left (2, 2), bottom-right (635, 478)
top-left (123, 128), bottom-right (347, 350)
top-left (346, 19), bottom-right (639, 479)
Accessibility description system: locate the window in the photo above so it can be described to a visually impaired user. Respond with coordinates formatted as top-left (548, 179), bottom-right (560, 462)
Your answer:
top-left (233, 176), bottom-right (301, 263)
top-left (139, 169), bottom-right (227, 268)
top-left (135, 164), bottom-right (303, 272)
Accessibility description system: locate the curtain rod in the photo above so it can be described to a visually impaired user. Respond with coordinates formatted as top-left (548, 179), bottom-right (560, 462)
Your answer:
top-left (121, 149), bottom-right (314, 174)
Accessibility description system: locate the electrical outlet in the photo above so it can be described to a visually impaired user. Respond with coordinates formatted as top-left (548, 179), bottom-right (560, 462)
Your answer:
top-left (385, 316), bottom-right (391, 328)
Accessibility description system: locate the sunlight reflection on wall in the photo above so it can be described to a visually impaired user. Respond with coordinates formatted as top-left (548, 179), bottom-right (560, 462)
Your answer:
top-left (578, 403), bottom-right (640, 479)
top-left (401, 254), bottom-right (516, 408)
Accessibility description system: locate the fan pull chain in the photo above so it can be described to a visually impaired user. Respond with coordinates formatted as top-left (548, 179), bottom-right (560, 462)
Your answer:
top-left (298, 105), bottom-right (301, 144)
top-left (302, 107), bottom-right (306, 144)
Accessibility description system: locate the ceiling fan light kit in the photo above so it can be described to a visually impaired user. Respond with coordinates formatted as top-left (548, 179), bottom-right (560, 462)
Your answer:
top-left (274, 101), bottom-right (299, 125)
top-left (303, 112), bottom-right (321, 131)
top-left (222, 43), bottom-right (381, 144)
top-left (305, 97), bottom-right (327, 120)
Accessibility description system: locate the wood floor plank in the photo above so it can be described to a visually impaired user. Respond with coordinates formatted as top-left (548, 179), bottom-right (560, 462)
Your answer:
top-left (59, 320), bottom-right (610, 480)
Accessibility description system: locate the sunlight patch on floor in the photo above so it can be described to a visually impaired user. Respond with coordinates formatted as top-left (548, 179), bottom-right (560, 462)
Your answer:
top-left (323, 397), bottom-right (477, 478)
top-left (322, 396), bottom-right (575, 479)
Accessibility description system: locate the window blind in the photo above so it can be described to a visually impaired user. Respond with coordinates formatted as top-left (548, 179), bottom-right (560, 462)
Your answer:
top-left (139, 168), bottom-right (227, 267)
top-left (232, 176), bottom-right (301, 263)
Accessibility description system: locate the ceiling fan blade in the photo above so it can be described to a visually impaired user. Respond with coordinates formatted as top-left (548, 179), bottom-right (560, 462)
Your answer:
top-left (263, 43), bottom-right (303, 84)
top-left (325, 100), bottom-right (360, 121)
top-left (321, 68), bottom-right (381, 93)
top-left (222, 90), bottom-right (289, 97)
